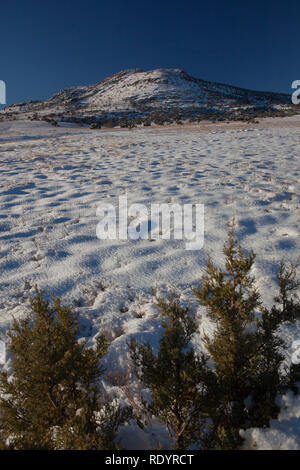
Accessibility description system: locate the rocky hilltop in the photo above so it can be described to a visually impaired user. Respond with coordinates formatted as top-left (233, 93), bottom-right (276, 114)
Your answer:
top-left (1, 68), bottom-right (297, 126)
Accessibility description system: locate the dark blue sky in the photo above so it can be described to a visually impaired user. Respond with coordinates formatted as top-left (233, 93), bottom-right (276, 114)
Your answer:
top-left (1, 0), bottom-right (299, 105)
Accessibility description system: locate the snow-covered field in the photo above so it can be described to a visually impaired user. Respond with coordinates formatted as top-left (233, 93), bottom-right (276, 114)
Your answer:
top-left (0, 118), bottom-right (299, 449)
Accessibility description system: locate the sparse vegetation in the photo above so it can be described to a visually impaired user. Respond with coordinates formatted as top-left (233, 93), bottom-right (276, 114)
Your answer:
top-left (129, 223), bottom-right (300, 449)
top-left (0, 227), bottom-right (299, 449)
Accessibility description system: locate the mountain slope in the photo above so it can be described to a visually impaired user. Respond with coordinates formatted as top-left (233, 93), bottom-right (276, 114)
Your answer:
top-left (0, 68), bottom-right (296, 125)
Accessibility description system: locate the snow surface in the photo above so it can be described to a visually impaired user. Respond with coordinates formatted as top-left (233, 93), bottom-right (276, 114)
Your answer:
top-left (0, 118), bottom-right (299, 449)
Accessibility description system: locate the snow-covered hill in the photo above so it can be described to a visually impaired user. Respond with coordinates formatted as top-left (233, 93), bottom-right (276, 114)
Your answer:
top-left (0, 68), bottom-right (296, 124)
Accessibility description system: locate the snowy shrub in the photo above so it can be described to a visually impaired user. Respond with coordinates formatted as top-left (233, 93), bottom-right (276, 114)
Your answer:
top-left (0, 288), bottom-right (131, 449)
top-left (130, 222), bottom-right (300, 449)
top-left (129, 293), bottom-right (214, 450)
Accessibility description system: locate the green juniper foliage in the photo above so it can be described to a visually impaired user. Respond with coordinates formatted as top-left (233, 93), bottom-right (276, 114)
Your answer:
top-left (0, 289), bottom-right (131, 450)
top-left (194, 222), bottom-right (300, 449)
top-left (129, 294), bottom-right (215, 450)
top-left (269, 258), bottom-right (300, 392)
top-left (274, 258), bottom-right (300, 322)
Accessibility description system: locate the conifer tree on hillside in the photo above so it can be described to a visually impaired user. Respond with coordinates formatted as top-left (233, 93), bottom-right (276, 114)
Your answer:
top-left (0, 289), bottom-right (131, 450)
